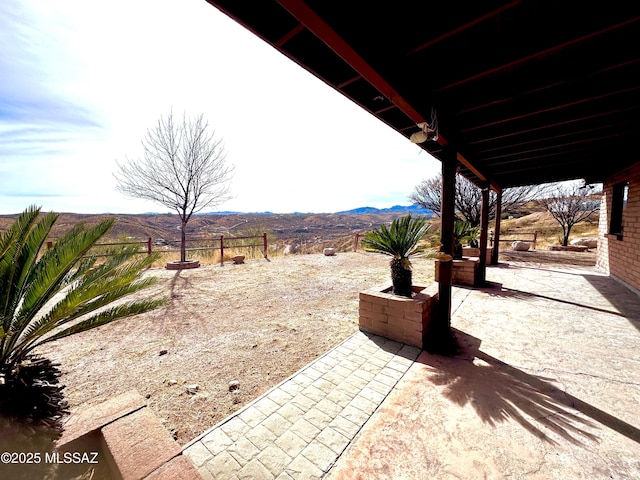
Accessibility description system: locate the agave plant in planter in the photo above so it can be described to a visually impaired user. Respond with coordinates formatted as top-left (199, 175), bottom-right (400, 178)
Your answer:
top-left (362, 214), bottom-right (445, 297)
top-left (0, 206), bottom-right (166, 451)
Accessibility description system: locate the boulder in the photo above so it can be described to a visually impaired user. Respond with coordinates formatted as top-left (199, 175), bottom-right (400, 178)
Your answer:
top-left (323, 248), bottom-right (336, 256)
top-left (511, 241), bottom-right (531, 251)
top-left (570, 237), bottom-right (598, 248)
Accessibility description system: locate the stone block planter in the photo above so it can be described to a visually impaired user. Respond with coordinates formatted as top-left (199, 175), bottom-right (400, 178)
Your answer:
top-left (462, 246), bottom-right (494, 264)
top-left (435, 257), bottom-right (480, 287)
top-left (359, 283), bottom-right (439, 348)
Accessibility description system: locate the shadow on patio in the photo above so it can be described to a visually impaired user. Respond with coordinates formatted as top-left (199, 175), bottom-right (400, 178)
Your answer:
top-left (328, 259), bottom-right (640, 479)
top-left (425, 329), bottom-right (640, 445)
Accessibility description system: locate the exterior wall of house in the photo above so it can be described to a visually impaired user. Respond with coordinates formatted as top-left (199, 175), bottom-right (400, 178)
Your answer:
top-left (597, 161), bottom-right (640, 292)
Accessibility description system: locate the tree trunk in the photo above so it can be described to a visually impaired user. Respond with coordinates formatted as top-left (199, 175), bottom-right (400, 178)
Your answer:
top-left (563, 226), bottom-right (571, 246)
top-left (390, 258), bottom-right (412, 297)
top-left (180, 221), bottom-right (187, 262)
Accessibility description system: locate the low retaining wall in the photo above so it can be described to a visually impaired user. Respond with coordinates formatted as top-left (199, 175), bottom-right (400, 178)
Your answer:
top-left (57, 391), bottom-right (201, 479)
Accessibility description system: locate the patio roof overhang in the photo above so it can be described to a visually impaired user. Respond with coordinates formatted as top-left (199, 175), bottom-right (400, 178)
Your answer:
top-left (205, 0), bottom-right (640, 191)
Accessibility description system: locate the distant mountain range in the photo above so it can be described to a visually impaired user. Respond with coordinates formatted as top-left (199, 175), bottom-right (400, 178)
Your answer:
top-left (336, 205), bottom-right (433, 215)
top-left (0, 205), bottom-right (436, 247)
top-left (202, 204), bottom-right (433, 216)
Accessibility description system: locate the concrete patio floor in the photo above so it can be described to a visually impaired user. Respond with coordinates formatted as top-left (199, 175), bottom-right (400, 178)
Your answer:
top-left (184, 256), bottom-right (640, 479)
top-left (328, 259), bottom-right (640, 479)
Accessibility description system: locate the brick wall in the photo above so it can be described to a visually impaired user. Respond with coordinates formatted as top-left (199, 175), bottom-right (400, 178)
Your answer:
top-left (597, 161), bottom-right (640, 292)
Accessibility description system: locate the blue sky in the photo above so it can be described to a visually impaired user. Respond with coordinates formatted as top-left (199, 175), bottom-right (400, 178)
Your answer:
top-left (0, 0), bottom-right (440, 215)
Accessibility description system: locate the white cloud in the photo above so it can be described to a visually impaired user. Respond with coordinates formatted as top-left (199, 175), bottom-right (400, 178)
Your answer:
top-left (0, 0), bottom-right (440, 214)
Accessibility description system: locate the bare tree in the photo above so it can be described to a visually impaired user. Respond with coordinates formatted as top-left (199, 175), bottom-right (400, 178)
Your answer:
top-left (536, 182), bottom-right (600, 246)
top-left (409, 173), bottom-right (547, 226)
top-left (115, 112), bottom-right (234, 263)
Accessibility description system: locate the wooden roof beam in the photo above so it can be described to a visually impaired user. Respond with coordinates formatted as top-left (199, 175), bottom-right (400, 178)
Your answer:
top-left (467, 105), bottom-right (640, 145)
top-left (407, 0), bottom-right (522, 56)
top-left (435, 16), bottom-right (640, 93)
top-left (275, 0), bottom-right (498, 192)
top-left (461, 85), bottom-right (640, 134)
top-left (276, 0), bottom-right (425, 124)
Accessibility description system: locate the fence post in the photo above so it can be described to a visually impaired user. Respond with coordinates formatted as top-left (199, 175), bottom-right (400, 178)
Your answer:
top-left (147, 237), bottom-right (152, 255)
top-left (263, 233), bottom-right (268, 259)
top-left (533, 231), bottom-right (538, 250)
top-left (220, 235), bottom-right (224, 266)
top-left (354, 233), bottom-right (361, 252)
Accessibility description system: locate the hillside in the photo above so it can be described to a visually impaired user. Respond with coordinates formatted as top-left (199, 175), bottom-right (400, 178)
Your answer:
top-left (0, 206), bottom-right (599, 253)
top-left (499, 210), bottom-right (599, 248)
top-left (0, 210), bottom-right (430, 253)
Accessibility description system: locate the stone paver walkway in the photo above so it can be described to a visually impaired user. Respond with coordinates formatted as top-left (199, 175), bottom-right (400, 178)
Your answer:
top-left (183, 332), bottom-right (421, 479)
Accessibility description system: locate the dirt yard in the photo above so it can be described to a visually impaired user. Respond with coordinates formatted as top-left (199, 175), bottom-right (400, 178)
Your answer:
top-left (39, 251), bottom-right (438, 445)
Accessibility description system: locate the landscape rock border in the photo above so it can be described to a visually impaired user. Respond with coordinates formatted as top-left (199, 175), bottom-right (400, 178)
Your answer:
top-left (548, 245), bottom-right (589, 252)
top-left (165, 260), bottom-right (201, 270)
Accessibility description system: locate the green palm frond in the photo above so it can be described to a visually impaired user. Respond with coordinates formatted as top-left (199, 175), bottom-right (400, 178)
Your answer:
top-left (20, 297), bottom-right (167, 358)
top-left (18, 219), bottom-right (114, 318)
top-left (17, 254), bottom-right (162, 353)
top-left (453, 218), bottom-right (481, 246)
top-left (0, 206), bottom-right (165, 371)
top-left (362, 214), bottom-right (440, 266)
top-left (0, 206), bottom-right (57, 332)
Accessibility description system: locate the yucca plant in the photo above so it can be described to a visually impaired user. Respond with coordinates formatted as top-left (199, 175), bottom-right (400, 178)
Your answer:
top-left (0, 206), bottom-right (166, 437)
top-left (362, 215), bottom-right (447, 297)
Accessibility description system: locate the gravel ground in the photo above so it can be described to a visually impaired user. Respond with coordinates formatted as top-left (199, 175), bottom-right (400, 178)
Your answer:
top-left (39, 251), bottom-right (438, 445)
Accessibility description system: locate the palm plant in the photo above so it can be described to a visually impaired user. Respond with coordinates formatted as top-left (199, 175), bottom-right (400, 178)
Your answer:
top-left (362, 215), bottom-right (446, 297)
top-left (453, 219), bottom-right (479, 258)
top-left (0, 206), bottom-right (165, 435)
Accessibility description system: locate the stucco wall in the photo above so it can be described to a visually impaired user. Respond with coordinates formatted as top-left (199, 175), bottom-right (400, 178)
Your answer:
top-left (597, 161), bottom-right (640, 292)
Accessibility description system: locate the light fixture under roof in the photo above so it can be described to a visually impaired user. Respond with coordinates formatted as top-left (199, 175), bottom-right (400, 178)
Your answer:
top-left (410, 124), bottom-right (429, 143)
top-left (410, 109), bottom-right (439, 144)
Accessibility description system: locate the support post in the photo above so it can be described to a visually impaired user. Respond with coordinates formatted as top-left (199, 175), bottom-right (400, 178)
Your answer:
top-left (438, 149), bottom-right (455, 323)
top-left (147, 237), bottom-right (152, 256)
top-left (426, 146), bottom-right (456, 354)
top-left (220, 235), bottom-right (224, 266)
top-left (533, 231), bottom-right (538, 250)
top-left (478, 185), bottom-right (490, 283)
top-left (492, 190), bottom-right (503, 265)
top-left (263, 233), bottom-right (268, 259)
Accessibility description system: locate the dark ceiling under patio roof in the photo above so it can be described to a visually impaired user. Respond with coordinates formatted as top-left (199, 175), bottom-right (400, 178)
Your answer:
top-left (205, 0), bottom-right (640, 191)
